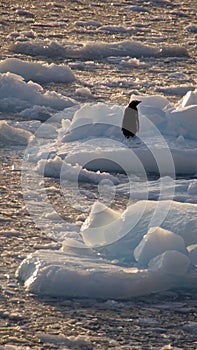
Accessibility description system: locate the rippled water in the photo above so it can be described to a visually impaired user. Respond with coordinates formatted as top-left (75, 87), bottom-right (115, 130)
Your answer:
top-left (0, 1), bottom-right (197, 348)
top-left (1, 0), bottom-right (196, 106)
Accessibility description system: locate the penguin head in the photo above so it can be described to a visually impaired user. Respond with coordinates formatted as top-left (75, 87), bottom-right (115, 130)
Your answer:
top-left (128, 100), bottom-right (141, 110)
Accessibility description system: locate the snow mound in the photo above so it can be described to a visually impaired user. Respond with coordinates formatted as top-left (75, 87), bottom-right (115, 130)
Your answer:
top-left (0, 72), bottom-right (76, 114)
top-left (0, 58), bottom-right (75, 83)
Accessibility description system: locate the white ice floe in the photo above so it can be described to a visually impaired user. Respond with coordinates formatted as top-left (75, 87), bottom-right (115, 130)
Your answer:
top-left (0, 72), bottom-right (76, 114)
top-left (11, 39), bottom-right (189, 60)
top-left (0, 58), bottom-right (75, 83)
top-left (15, 89), bottom-right (197, 299)
top-left (16, 250), bottom-right (177, 299)
top-left (119, 57), bottom-right (147, 68)
top-left (16, 199), bottom-right (197, 299)
top-left (81, 200), bottom-right (197, 253)
top-left (36, 156), bottom-right (119, 185)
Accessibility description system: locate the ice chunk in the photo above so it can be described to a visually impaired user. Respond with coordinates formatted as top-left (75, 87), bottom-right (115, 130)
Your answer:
top-left (88, 200), bottom-right (197, 261)
top-left (168, 105), bottom-right (197, 140)
top-left (11, 39), bottom-right (160, 60)
top-left (158, 85), bottom-right (195, 97)
top-left (38, 333), bottom-right (91, 347)
top-left (81, 202), bottom-right (122, 247)
top-left (179, 90), bottom-right (197, 107)
top-left (18, 105), bottom-right (53, 122)
top-left (134, 227), bottom-right (187, 266)
top-left (0, 120), bottom-right (33, 145)
top-left (187, 180), bottom-right (197, 195)
top-left (16, 250), bottom-right (175, 299)
top-left (148, 250), bottom-right (190, 275)
top-left (183, 321), bottom-right (197, 334)
top-left (36, 156), bottom-right (119, 185)
top-left (11, 39), bottom-right (189, 60)
top-left (97, 25), bottom-right (134, 34)
top-left (0, 72), bottom-right (76, 114)
top-left (130, 94), bottom-right (169, 109)
top-left (0, 58), bottom-right (75, 83)
top-left (187, 244), bottom-right (197, 266)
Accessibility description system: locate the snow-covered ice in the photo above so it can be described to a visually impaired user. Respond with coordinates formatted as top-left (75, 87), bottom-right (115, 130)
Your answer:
top-left (11, 39), bottom-right (189, 60)
top-left (0, 72), bottom-right (76, 114)
top-left (0, 42), bottom-right (196, 300)
top-left (134, 227), bottom-right (188, 266)
top-left (0, 58), bottom-right (75, 83)
top-left (1, 85), bottom-right (194, 299)
top-left (16, 199), bottom-right (197, 298)
top-left (0, 120), bottom-right (33, 145)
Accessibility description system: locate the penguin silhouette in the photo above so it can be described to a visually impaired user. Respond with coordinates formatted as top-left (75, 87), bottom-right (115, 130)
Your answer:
top-left (122, 100), bottom-right (141, 138)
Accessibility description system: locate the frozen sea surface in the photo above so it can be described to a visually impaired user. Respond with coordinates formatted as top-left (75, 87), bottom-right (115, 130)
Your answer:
top-left (0, 2), bottom-right (197, 346)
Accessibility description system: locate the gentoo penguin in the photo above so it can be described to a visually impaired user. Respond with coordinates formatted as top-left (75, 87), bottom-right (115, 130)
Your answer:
top-left (122, 100), bottom-right (141, 138)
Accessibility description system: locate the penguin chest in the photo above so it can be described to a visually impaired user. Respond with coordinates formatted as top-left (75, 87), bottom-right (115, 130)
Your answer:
top-left (122, 108), bottom-right (138, 134)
